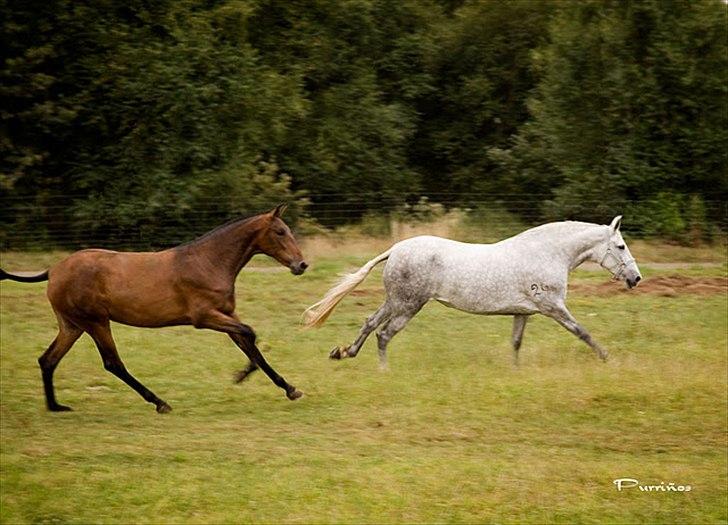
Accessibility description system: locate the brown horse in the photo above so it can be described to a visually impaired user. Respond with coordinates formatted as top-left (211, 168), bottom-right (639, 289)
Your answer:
top-left (0, 204), bottom-right (308, 413)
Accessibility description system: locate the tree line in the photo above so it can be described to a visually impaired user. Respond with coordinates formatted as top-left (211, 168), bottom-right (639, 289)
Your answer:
top-left (1, 0), bottom-right (725, 248)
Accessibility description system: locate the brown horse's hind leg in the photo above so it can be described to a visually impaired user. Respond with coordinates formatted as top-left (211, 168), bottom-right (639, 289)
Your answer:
top-left (87, 322), bottom-right (172, 413)
top-left (38, 323), bottom-right (82, 411)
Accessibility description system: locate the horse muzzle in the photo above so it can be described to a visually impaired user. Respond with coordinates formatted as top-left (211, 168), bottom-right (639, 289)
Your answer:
top-left (290, 260), bottom-right (309, 275)
top-left (626, 275), bottom-right (642, 289)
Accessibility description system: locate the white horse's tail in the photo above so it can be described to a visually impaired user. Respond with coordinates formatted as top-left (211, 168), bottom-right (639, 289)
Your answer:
top-left (303, 248), bottom-right (393, 328)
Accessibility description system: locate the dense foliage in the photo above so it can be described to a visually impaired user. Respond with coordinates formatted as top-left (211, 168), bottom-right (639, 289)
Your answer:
top-left (491, 0), bottom-right (727, 232)
top-left (1, 0), bottom-right (725, 248)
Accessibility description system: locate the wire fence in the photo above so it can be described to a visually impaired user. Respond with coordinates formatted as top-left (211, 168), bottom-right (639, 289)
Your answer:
top-left (1, 193), bottom-right (726, 251)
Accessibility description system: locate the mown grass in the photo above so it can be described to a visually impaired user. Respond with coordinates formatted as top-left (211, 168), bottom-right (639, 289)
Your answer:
top-left (1, 251), bottom-right (726, 524)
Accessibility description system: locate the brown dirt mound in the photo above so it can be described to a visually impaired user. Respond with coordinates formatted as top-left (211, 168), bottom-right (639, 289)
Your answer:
top-left (570, 275), bottom-right (727, 297)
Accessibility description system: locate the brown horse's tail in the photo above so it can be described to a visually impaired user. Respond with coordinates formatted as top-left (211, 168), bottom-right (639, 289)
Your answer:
top-left (302, 248), bottom-right (392, 328)
top-left (0, 269), bottom-right (49, 283)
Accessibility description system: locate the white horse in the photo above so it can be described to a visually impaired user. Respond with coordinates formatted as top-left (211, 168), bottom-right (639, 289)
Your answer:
top-left (303, 216), bottom-right (641, 366)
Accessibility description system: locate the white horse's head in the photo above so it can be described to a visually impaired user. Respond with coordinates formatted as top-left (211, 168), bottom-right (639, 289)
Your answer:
top-left (595, 216), bottom-right (642, 289)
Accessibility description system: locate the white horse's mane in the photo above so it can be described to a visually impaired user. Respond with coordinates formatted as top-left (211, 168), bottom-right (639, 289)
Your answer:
top-left (508, 220), bottom-right (605, 242)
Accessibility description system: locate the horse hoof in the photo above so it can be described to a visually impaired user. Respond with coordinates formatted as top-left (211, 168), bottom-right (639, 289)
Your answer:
top-left (599, 352), bottom-right (609, 362)
top-left (49, 404), bottom-right (73, 412)
top-left (286, 389), bottom-right (303, 401)
top-left (330, 346), bottom-right (351, 360)
top-left (156, 402), bottom-right (172, 414)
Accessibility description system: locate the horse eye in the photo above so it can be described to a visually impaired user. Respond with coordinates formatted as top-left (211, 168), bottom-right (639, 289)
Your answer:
top-left (617, 245), bottom-right (625, 250)
top-left (276, 229), bottom-right (285, 236)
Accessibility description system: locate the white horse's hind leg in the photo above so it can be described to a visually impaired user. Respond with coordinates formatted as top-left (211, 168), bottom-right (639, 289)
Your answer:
top-left (375, 320), bottom-right (392, 370)
top-left (375, 305), bottom-right (424, 370)
top-left (330, 302), bottom-right (392, 360)
top-left (512, 315), bottom-right (529, 366)
top-left (542, 304), bottom-right (608, 361)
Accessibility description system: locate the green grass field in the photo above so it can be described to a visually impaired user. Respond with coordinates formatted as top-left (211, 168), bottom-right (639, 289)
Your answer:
top-left (1, 251), bottom-right (726, 524)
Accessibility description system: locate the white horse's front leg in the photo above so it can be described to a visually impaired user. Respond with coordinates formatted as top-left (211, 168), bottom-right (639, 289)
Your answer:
top-left (540, 302), bottom-right (608, 361)
top-left (511, 315), bottom-right (529, 366)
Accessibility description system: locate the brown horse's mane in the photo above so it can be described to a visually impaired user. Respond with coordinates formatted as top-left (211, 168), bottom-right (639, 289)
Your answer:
top-left (174, 214), bottom-right (259, 250)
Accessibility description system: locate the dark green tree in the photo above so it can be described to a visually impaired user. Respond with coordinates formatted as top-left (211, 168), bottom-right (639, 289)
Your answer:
top-left (411, 0), bottom-right (555, 199)
top-left (2, 0), bottom-right (305, 248)
top-left (247, 0), bottom-right (439, 222)
top-left (493, 0), bottom-right (727, 232)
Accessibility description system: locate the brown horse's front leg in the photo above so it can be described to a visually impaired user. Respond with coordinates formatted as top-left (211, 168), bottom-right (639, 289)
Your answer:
top-left (233, 360), bottom-right (258, 383)
top-left (230, 331), bottom-right (303, 400)
top-left (196, 311), bottom-right (302, 400)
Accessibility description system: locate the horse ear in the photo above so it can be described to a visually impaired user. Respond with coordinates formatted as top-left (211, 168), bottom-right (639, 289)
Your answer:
top-left (271, 203), bottom-right (288, 218)
top-left (610, 215), bottom-right (623, 232)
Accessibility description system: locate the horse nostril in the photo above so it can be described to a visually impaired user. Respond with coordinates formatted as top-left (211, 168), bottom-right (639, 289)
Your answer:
top-left (300, 261), bottom-right (309, 270)
top-left (635, 276), bottom-right (641, 283)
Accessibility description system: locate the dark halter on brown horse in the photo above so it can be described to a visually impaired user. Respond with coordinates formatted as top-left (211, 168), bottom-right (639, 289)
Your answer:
top-left (0, 204), bottom-right (308, 413)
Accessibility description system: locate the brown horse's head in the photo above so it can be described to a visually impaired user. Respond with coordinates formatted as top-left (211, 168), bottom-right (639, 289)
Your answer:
top-left (256, 204), bottom-right (308, 275)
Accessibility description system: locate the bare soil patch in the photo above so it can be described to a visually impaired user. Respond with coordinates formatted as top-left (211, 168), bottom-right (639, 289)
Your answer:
top-left (571, 275), bottom-right (727, 297)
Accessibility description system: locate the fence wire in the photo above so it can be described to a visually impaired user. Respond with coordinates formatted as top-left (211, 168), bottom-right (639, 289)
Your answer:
top-left (1, 193), bottom-right (726, 251)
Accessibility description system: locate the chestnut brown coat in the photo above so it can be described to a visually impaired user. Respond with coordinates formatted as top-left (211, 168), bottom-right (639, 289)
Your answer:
top-left (0, 205), bottom-right (308, 413)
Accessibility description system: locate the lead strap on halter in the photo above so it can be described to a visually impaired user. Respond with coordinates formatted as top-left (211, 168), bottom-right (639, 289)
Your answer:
top-left (600, 248), bottom-right (634, 280)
